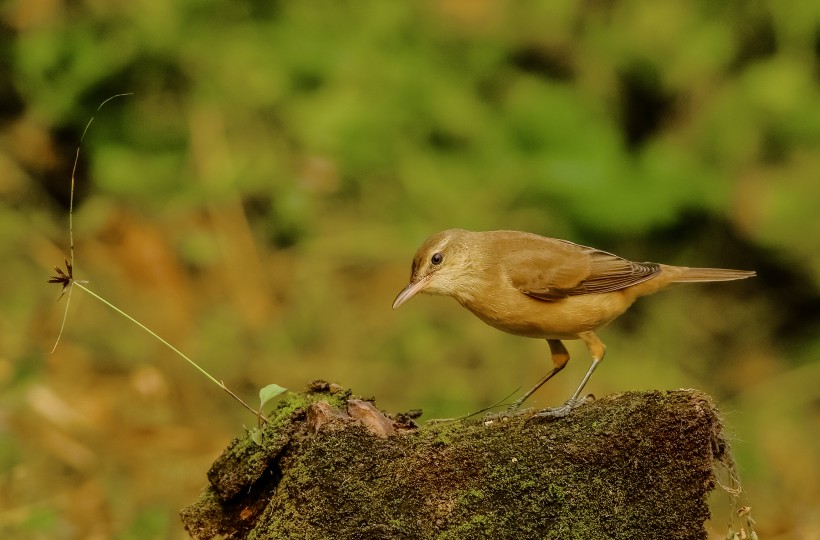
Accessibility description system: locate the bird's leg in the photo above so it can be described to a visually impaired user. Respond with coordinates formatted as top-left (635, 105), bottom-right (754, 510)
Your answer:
top-left (509, 339), bottom-right (570, 409)
top-left (481, 340), bottom-right (569, 422)
top-left (535, 332), bottom-right (606, 418)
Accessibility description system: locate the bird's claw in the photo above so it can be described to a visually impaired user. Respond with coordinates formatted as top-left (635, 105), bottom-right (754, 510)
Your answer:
top-left (532, 394), bottom-right (595, 420)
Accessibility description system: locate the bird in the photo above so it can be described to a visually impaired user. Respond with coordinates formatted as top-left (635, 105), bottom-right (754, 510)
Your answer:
top-left (392, 229), bottom-right (755, 418)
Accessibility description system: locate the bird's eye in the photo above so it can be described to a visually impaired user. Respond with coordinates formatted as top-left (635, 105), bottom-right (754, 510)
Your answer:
top-left (431, 252), bottom-right (443, 265)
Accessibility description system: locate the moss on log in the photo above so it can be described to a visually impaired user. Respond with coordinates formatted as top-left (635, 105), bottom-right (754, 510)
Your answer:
top-left (180, 382), bottom-right (731, 540)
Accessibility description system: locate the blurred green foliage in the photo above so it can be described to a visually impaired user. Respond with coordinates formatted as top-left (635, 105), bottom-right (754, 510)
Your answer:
top-left (1, 0), bottom-right (819, 538)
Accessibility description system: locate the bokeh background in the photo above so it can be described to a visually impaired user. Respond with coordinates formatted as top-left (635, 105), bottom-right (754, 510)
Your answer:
top-left (1, 1), bottom-right (819, 538)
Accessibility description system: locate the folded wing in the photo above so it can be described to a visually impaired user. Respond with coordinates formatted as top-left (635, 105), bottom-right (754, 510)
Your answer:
top-left (505, 238), bottom-right (660, 301)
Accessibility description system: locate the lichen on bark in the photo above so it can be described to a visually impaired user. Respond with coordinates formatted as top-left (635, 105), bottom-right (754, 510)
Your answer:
top-left (181, 382), bottom-right (733, 540)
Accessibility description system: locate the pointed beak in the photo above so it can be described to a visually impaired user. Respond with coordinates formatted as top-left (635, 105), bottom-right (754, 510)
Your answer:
top-left (392, 275), bottom-right (432, 310)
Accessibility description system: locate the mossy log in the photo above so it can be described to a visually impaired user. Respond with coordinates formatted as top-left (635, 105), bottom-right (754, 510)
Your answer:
top-left (180, 382), bottom-right (731, 540)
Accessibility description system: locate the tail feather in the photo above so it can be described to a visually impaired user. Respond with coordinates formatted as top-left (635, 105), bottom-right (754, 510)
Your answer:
top-left (670, 267), bottom-right (756, 283)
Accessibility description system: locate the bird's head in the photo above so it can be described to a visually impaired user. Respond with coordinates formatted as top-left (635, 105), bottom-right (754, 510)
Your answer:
top-left (392, 229), bottom-right (475, 309)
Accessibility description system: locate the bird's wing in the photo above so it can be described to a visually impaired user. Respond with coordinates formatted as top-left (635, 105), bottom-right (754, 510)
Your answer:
top-left (505, 238), bottom-right (661, 301)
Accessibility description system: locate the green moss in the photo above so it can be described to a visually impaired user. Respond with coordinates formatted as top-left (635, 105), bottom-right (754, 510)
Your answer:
top-left (456, 488), bottom-right (485, 505)
top-left (437, 513), bottom-right (493, 539)
top-left (182, 388), bottom-right (729, 540)
top-left (546, 483), bottom-right (565, 503)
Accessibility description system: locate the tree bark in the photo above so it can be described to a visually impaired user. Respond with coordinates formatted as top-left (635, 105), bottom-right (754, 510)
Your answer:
top-left (180, 382), bottom-right (731, 540)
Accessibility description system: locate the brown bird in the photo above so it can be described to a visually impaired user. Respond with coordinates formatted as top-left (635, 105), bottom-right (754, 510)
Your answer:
top-left (392, 229), bottom-right (755, 418)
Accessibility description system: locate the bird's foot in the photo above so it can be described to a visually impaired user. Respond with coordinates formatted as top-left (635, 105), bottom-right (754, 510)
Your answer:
top-left (532, 394), bottom-right (595, 420)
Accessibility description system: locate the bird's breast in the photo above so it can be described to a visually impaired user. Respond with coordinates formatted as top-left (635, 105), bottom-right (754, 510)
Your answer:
top-left (458, 289), bottom-right (634, 340)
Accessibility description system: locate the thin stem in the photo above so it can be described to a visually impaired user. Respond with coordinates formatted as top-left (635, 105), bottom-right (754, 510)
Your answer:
top-left (50, 93), bottom-right (268, 424)
top-left (51, 94), bottom-right (132, 354)
top-left (49, 284), bottom-right (73, 354)
top-left (75, 282), bottom-right (268, 423)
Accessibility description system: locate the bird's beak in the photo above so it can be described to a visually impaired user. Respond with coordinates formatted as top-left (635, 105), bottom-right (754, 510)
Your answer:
top-left (392, 275), bottom-right (431, 310)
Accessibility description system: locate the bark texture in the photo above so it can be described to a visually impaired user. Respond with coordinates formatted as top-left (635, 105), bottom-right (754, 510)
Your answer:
top-left (180, 382), bottom-right (731, 540)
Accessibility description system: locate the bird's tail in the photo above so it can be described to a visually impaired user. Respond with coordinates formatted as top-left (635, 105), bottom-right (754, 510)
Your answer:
top-left (668, 266), bottom-right (756, 283)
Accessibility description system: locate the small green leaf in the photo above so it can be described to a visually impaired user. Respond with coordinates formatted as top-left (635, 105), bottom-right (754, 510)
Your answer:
top-left (259, 383), bottom-right (287, 408)
top-left (249, 428), bottom-right (263, 446)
